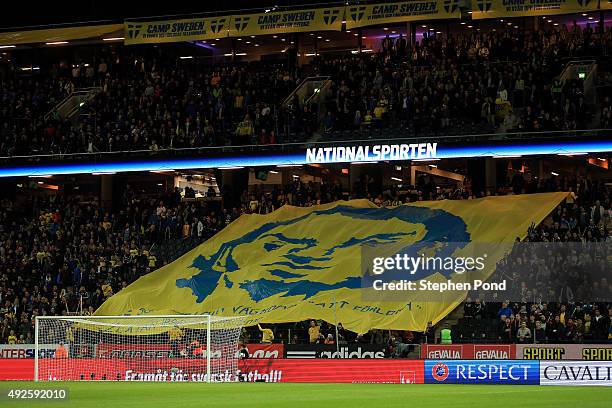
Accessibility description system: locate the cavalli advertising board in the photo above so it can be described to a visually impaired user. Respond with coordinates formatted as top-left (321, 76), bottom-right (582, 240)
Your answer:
top-left (540, 361), bottom-right (612, 386)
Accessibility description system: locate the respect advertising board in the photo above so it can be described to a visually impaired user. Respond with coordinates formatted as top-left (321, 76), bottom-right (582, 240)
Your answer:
top-left (516, 344), bottom-right (612, 360)
top-left (424, 360), bottom-right (540, 384)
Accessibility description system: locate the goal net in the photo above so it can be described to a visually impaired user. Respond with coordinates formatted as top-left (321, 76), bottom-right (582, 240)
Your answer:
top-left (35, 315), bottom-right (247, 382)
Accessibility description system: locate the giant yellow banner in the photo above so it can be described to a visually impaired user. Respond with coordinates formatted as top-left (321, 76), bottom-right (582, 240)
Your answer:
top-left (472, 0), bottom-right (599, 19)
top-left (124, 17), bottom-right (230, 45)
top-left (228, 7), bottom-right (344, 37)
top-left (345, 1), bottom-right (460, 29)
top-left (602, 0), bottom-right (612, 9)
top-left (96, 193), bottom-right (567, 333)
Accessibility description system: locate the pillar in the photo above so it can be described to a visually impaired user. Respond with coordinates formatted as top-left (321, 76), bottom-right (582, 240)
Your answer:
top-left (100, 174), bottom-right (113, 210)
top-left (485, 158), bottom-right (497, 195)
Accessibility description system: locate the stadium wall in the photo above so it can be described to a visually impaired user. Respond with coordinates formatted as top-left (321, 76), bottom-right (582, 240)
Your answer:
top-left (2, 359), bottom-right (611, 385)
top-left (3, 343), bottom-right (612, 361)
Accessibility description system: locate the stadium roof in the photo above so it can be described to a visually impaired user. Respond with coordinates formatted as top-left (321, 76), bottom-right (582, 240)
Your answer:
top-left (0, 0), bottom-right (326, 29)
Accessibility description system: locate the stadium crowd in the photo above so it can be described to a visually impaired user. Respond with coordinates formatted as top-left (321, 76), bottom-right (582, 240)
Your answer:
top-left (0, 23), bottom-right (611, 157)
top-left (320, 24), bottom-right (612, 135)
top-left (0, 169), bottom-right (609, 346)
top-left (459, 176), bottom-right (611, 344)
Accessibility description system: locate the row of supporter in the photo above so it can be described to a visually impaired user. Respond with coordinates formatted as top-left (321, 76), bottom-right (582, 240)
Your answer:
top-left (1, 24), bottom-right (611, 157)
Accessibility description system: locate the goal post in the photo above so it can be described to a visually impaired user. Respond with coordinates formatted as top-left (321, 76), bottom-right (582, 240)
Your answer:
top-left (34, 315), bottom-right (247, 382)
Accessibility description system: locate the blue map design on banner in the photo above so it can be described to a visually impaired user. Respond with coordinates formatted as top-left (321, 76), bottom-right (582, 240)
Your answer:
top-left (175, 206), bottom-right (470, 303)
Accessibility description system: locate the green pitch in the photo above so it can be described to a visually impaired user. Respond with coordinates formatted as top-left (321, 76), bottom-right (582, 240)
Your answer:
top-left (1, 382), bottom-right (611, 407)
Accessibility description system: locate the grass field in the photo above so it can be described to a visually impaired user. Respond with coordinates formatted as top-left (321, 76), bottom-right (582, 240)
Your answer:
top-left (1, 382), bottom-right (611, 408)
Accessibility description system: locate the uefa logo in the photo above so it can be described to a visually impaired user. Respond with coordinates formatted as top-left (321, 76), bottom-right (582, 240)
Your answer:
top-left (431, 362), bottom-right (450, 381)
top-left (399, 371), bottom-right (416, 384)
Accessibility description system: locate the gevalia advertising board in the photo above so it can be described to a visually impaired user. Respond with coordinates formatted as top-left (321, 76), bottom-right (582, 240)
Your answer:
top-left (422, 344), bottom-right (515, 360)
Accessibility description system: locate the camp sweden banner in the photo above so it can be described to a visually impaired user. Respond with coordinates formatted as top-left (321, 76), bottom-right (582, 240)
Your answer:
top-left (228, 7), bottom-right (344, 37)
top-left (471, 0), bottom-right (599, 20)
top-left (124, 17), bottom-right (230, 45)
top-left (345, 1), bottom-right (460, 30)
top-left (602, 0), bottom-right (612, 10)
top-left (96, 193), bottom-right (567, 334)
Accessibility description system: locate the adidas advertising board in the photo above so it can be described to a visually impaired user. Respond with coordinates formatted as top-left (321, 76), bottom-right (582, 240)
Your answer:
top-left (285, 344), bottom-right (385, 359)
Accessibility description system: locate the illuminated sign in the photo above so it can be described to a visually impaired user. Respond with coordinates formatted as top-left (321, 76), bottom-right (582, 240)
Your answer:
top-left (305, 143), bottom-right (437, 163)
top-left (0, 140), bottom-right (610, 178)
top-left (424, 360), bottom-right (540, 384)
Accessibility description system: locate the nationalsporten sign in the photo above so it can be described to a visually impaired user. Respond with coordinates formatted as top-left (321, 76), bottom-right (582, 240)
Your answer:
top-left (305, 143), bottom-right (437, 164)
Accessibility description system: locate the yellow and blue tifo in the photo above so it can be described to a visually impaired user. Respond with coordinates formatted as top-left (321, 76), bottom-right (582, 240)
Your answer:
top-left (96, 192), bottom-right (568, 333)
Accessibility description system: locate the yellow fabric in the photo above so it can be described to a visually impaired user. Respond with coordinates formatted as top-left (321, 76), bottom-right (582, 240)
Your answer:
top-left (258, 325), bottom-right (274, 343)
top-left (472, 0), bottom-right (598, 19)
top-left (96, 193), bottom-right (568, 333)
top-left (167, 327), bottom-right (184, 341)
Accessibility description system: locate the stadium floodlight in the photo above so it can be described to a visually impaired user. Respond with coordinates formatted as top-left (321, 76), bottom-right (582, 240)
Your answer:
top-left (34, 315), bottom-right (247, 382)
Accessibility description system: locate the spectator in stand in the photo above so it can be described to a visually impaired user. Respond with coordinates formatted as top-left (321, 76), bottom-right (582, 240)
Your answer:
top-left (517, 321), bottom-right (532, 343)
top-left (498, 302), bottom-right (513, 319)
top-left (592, 308), bottom-right (609, 341)
top-left (308, 320), bottom-right (320, 344)
top-left (546, 315), bottom-right (563, 342)
top-left (534, 320), bottom-right (546, 343)
top-left (472, 299), bottom-right (485, 319)
top-left (463, 297), bottom-right (474, 318)
top-left (257, 324), bottom-right (274, 344)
